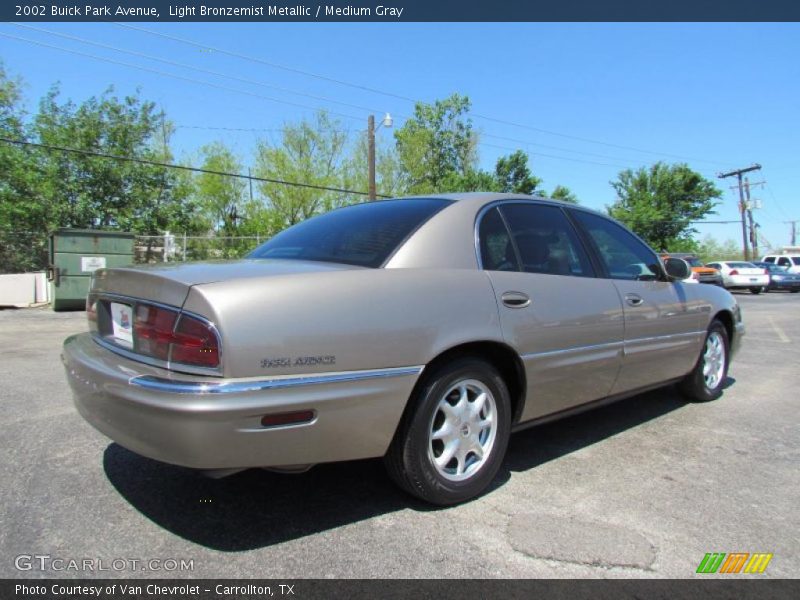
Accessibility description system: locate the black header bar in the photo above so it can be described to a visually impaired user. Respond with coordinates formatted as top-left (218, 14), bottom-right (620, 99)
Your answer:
top-left (3, 1), bottom-right (800, 23)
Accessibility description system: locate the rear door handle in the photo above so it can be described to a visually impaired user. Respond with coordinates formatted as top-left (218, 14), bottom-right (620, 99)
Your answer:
top-left (501, 291), bottom-right (531, 308)
top-left (625, 293), bottom-right (644, 307)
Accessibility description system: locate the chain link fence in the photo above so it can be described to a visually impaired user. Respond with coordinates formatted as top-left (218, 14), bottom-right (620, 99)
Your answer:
top-left (134, 234), bottom-right (264, 264)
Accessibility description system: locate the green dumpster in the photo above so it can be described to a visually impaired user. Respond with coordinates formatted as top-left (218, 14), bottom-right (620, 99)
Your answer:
top-left (47, 229), bottom-right (135, 311)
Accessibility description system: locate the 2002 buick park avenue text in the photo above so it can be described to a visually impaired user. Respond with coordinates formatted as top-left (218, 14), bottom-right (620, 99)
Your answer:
top-left (63, 193), bottom-right (744, 505)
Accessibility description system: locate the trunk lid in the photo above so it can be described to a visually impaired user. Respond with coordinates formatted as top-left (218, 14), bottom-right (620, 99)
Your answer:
top-left (91, 259), bottom-right (364, 308)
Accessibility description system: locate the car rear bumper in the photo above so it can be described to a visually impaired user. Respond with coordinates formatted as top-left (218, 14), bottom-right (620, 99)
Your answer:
top-left (725, 275), bottom-right (770, 288)
top-left (62, 333), bottom-right (421, 470)
top-left (697, 274), bottom-right (723, 285)
top-left (768, 280), bottom-right (800, 291)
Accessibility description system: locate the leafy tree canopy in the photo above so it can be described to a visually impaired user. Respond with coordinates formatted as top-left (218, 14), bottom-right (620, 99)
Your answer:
top-left (608, 162), bottom-right (721, 251)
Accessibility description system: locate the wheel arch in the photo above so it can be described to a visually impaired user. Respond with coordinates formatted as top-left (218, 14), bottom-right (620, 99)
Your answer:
top-left (402, 340), bottom-right (527, 429)
top-left (712, 309), bottom-right (734, 346)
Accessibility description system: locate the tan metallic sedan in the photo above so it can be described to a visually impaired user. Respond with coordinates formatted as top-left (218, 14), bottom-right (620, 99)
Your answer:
top-left (62, 193), bottom-right (744, 505)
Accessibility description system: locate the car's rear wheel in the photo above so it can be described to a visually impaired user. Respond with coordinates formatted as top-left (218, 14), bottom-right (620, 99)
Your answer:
top-left (384, 357), bottom-right (511, 505)
top-left (678, 319), bottom-right (729, 402)
top-left (749, 286), bottom-right (762, 294)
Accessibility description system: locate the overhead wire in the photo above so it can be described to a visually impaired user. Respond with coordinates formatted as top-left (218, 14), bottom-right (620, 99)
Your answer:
top-left (0, 137), bottom-right (389, 198)
top-left (113, 21), bottom-right (732, 166)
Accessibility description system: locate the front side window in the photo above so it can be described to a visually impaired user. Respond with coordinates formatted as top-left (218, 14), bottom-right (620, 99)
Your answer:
top-left (571, 210), bottom-right (661, 281)
top-left (248, 198), bottom-right (451, 268)
top-left (497, 204), bottom-right (594, 277)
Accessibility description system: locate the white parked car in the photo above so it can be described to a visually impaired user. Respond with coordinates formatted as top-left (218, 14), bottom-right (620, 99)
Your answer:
top-left (706, 261), bottom-right (770, 294)
top-left (760, 254), bottom-right (800, 275)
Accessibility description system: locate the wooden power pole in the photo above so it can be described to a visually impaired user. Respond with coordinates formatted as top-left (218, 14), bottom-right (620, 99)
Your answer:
top-left (718, 164), bottom-right (761, 261)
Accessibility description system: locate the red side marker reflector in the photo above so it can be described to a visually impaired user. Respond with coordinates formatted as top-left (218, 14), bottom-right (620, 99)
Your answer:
top-left (261, 410), bottom-right (315, 428)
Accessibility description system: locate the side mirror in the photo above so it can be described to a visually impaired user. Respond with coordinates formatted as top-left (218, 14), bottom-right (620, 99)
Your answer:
top-left (663, 257), bottom-right (690, 281)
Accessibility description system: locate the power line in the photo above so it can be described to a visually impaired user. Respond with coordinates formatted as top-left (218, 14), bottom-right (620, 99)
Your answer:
top-left (114, 22), bottom-right (730, 166)
top-left (114, 22), bottom-right (418, 103)
top-left (10, 25), bottom-right (722, 169)
top-left (0, 32), bottom-right (363, 122)
top-left (0, 137), bottom-right (389, 198)
top-left (11, 23), bottom-right (393, 118)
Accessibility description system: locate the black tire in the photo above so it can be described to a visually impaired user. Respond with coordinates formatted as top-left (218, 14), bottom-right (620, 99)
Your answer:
top-left (790, 289), bottom-right (799, 293)
top-left (749, 287), bottom-right (762, 294)
top-left (384, 357), bottom-right (511, 505)
top-left (678, 320), bottom-right (730, 402)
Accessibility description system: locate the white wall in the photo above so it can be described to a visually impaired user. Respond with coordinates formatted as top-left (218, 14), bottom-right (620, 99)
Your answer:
top-left (0, 272), bottom-right (50, 307)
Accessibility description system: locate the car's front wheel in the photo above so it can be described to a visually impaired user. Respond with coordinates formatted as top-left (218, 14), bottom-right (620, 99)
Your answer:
top-left (385, 357), bottom-right (511, 505)
top-left (678, 319), bottom-right (730, 402)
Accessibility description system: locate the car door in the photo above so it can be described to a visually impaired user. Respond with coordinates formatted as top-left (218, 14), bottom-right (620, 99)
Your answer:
top-left (478, 202), bottom-right (624, 422)
top-left (568, 210), bottom-right (706, 394)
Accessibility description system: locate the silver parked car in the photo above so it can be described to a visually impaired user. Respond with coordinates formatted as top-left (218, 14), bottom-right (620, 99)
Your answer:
top-left (63, 194), bottom-right (744, 505)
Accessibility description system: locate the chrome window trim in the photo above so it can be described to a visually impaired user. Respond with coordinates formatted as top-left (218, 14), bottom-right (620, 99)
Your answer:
top-left (128, 365), bottom-right (425, 395)
top-left (91, 292), bottom-right (224, 377)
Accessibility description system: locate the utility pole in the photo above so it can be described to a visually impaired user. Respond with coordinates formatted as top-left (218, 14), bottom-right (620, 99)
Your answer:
top-left (367, 115), bottom-right (376, 201)
top-left (743, 178), bottom-right (766, 259)
top-left (718, 164), bottom-right (761, 261)
top-left (367, 113), bottom-right (392, 201)
top-left (785, 220), bottom-right (798, 246)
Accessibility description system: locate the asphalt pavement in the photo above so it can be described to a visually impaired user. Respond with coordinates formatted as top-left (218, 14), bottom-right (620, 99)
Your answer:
top-left (0, 290), bottom-right (797, 579)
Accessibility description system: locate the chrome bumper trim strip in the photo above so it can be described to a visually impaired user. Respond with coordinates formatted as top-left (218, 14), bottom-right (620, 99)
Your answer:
top-left (129, 366), bottom-right (424, 395)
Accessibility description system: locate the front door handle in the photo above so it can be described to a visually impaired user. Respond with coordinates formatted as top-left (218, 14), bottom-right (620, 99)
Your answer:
top-left (501, 291), bottom-right (531, 308)
top-left (625, 293), bottom-right (644, 307)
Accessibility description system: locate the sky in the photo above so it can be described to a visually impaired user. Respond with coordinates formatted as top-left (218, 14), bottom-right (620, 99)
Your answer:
top-left (1, 22), bottom-right (798, 252)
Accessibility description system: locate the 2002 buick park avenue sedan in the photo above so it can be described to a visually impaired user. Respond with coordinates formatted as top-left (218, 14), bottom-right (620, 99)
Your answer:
top-left (63, 193), bottom-right (744, 505)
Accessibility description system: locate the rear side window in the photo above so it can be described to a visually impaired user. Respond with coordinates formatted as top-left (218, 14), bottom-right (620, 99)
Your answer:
top-left (497, 204), bottom-right (594, 277)
top-left (571, 210), bottom-right (660, 281)
top-left (249, 198), bottom-right (451, 268)
top-left (793, 257), bottom-right (800, 266)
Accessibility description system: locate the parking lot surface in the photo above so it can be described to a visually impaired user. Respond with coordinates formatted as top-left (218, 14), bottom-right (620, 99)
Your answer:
top-left (1, 291), bottom-right (797, 578)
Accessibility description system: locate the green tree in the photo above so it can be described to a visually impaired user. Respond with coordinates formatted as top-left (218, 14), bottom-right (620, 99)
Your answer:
top-left (33, 86), bottom-right (183, 231)
top-left (394, 94), bottom-right (478, 193)
top-left (194, 142), bottom-right (247, 235)
top-left (494, 150), bottom-right (541, 195)
top-left (343, 131), bottom-right (406, 199)
top-left (253, 112), bottom-right (351, 228)
top-left (608, 162), bottom-right (721, 251)
top-left (0, 64), bottom-right (49, 272)
top-left (549, 185), bottom-right (579, 204)
top-left (695, 235), bottom-right (742, 263)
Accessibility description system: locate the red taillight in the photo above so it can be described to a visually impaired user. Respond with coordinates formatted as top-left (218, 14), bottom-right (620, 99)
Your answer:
top-left (134, 304), bottom-right (177, 361)
top-left (171, 314), bottom-right (220, 368)
top-left (730, 269), bottom-right (739, 276)
top-left (133, 304), bottom-right (219, 368)
top-left (764, 269), bottom-right (769, 275)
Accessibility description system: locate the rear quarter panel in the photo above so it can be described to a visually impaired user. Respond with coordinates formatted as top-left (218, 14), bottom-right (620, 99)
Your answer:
top-left (184, 268), bottom-right (503, 379)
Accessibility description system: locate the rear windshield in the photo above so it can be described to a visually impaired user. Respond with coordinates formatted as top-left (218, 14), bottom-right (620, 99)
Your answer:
top-left (728, 262), bottom-right (756, 268)
top-left (248, 198), bottom-right (452, 268)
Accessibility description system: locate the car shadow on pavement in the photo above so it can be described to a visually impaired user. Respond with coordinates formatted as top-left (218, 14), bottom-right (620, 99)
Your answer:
top-left (103, 380), bottom-right (730, 551)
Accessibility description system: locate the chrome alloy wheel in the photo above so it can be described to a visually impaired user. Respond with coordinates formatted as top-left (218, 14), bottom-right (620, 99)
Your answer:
top-left (703, 330), bottom-right (726, 390)
top-left (427, 379), bottom-right (497, 482)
